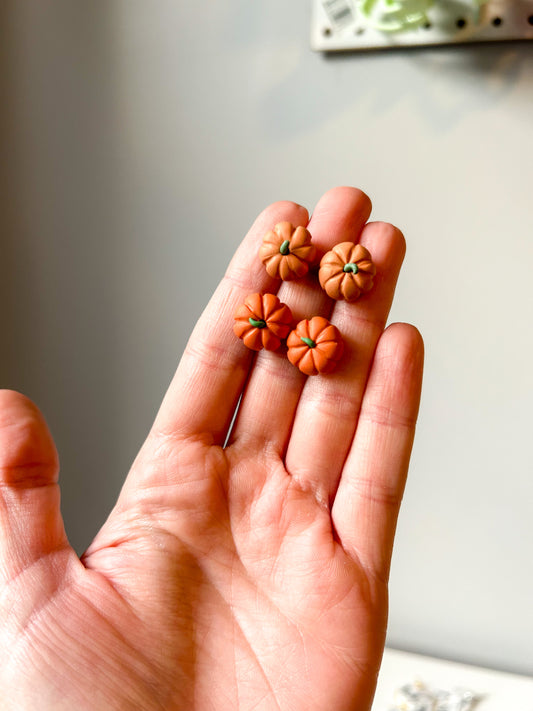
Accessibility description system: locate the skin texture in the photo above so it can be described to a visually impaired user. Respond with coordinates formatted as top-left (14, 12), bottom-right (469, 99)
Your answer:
top-left (0, 187), bottom-right (424, 711)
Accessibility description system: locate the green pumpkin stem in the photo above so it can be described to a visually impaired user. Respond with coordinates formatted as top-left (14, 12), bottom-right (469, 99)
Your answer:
top-left (279, 240), bottom-right (291, 255)
top-left (249, 317), bottom-right (267, 329)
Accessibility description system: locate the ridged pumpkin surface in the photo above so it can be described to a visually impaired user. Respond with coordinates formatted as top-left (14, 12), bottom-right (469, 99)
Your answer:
top-left (287, 317), bottom-right (344, 375)
top-left (259, 222), bottom-right (316, 281)
top-left (234, 293), bottom-right (293, 351)
top-left (319, 242), bottom-right (376, 302)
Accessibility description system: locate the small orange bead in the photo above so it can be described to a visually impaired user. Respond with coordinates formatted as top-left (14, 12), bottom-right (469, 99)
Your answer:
top-left (287, 317), bottom-right (344, 375)
top-left (259, 222), bottom-right (316, 281)
top-left (319, 242), bottom-right (376, 302)
top-left (234, 293), bottom-right (293, 351)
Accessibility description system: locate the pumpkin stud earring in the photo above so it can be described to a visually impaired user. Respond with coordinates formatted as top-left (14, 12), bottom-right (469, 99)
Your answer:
top-left (259, 222), bottom-right (317, 281)
top-left (318, 242), bottom-right (376, 302)
top-left (286, 316), bottom-right (344, 375)
top-left (233, 293), bottom-right (293, 352)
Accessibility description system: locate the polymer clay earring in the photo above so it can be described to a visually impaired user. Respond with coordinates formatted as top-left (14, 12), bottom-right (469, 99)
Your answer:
top-left (287, 316), bottom-right (344, 375)
top-left (318, 242), bottom-right (376, 302)
top-left (233, 293), bottom-right (293, 351)
top-left (259, 222), bottom-right (316, 281)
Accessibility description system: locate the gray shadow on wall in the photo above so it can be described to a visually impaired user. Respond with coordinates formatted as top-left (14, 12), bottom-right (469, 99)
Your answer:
top-left (0, 1), bottom-right (123, 555)
top-left (258, 40), bottom-right (533, 138)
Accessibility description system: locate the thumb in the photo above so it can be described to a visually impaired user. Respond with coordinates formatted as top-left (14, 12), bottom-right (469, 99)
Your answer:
top-left (0, 390), bottom-right (69, 584)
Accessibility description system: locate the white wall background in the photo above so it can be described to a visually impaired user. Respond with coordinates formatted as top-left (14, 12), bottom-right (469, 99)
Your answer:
top-left (2, 0), bottom-right (532, 676)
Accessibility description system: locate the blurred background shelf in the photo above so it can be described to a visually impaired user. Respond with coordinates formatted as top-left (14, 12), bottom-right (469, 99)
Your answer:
top-left (312, 0), bottom-right (533, 50)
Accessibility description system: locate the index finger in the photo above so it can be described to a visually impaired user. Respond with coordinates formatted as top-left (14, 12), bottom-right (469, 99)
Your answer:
top-left (149, 200), bottom-right (309, 444)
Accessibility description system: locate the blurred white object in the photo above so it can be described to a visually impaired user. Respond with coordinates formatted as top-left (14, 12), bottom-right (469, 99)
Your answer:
top-left (390, 679), bottom-right (479, 710)
top-left (311, 0), bottom-right (533, 49)
top-left (373, 649), bottom-right (533, 710)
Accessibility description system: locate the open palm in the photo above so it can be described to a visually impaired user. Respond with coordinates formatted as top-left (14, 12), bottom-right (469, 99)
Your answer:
top-left (0, 187), bottom-right (423, 711)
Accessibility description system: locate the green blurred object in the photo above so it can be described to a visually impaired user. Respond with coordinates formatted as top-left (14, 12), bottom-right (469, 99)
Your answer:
top-left (358, 0), bottom-right (435, 32)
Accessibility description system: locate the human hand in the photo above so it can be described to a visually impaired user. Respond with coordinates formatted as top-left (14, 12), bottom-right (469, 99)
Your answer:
top-left (0, 187), bottom-right (423, 711)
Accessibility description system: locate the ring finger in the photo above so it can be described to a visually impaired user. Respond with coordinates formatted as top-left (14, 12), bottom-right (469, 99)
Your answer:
top-left (284, 220), bottom-right (407, 506)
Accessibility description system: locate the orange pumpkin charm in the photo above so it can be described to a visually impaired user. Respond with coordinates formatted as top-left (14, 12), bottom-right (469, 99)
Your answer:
top-left (259, 222), bottom-right (317, 281)
top-left (319, 242), bottom-right (376, 302)
top-left (234, 293), bottom-right (293, 351)
top-left (287, 317), bottom-right (344, 375)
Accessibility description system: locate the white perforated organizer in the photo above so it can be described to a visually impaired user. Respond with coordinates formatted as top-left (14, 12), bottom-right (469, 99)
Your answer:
top-left (311, 0), bottom-right (533, 50)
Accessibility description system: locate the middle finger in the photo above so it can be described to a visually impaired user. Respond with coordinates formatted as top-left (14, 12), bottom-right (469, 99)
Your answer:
top-left (228, 186), bottom-right (372, 454)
